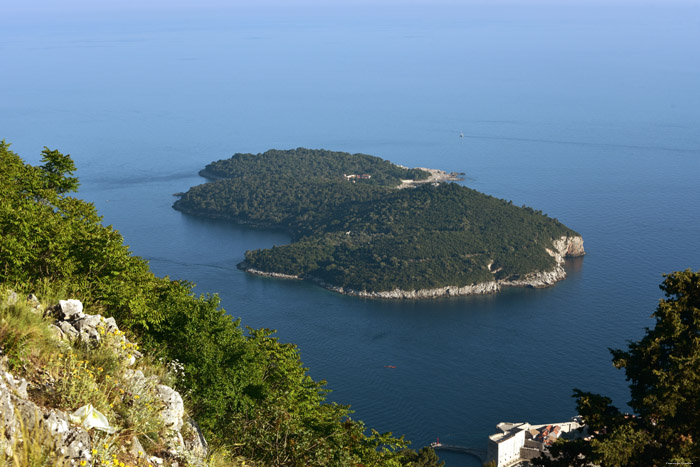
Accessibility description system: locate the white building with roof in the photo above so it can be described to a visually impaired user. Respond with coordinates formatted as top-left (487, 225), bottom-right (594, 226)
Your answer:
top-left (486, 419), bottom-right (584, 467)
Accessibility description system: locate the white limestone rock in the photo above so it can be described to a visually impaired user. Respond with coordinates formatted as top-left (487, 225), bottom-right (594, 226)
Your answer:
top-left (58, 299), bottom-right (84, 320)
top-left (3, 372), bottom-right (28, 399)
top-left (155, 385), bottom-right (185, 431)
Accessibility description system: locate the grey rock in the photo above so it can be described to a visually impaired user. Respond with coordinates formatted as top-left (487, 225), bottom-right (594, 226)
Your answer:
top-left (103, 317), bottom-right (119, 333)
top-left (73, 314), bottom-right (103, 344)
top-left (73, 314), bottom-right (102, 331)
top-left (0, 379), bottom-right (18, 454)
top-left (15, 396), bottom-right (41, 432)
top-left (57, 321), bottom-right (79, 341)
top-left (42, 410), bottom-right (91, 461)
top-left (183, 417), bottom-right (209, 458)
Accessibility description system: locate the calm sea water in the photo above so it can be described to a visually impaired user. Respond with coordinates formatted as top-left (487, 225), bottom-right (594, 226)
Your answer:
top-left (3, 4), bottom-right (700, 465)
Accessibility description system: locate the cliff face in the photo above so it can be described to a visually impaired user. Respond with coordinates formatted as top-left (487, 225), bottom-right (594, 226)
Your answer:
top-left (549, 235), bottom-right (586, 261)
top-left (502, 235), bottom-right (585, 289)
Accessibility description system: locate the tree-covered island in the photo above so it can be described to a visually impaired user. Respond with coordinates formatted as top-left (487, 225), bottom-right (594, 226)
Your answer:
top-left (174, 148), bottom-right (585, 298)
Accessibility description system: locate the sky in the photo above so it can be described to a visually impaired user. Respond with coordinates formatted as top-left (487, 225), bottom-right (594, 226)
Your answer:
top-left (6, 0), bottom-right (699, 14)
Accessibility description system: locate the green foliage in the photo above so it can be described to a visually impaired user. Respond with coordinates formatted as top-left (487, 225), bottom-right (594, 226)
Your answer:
top-left (1, 142), bottom-right (412, 466)
top-left (535, 270), bottom-right (700, 466)
top-left (0, 141), bottom-right (160, 329)
top-left (530, 438), bottom-right (593, 467)
top-left (175, 148), bottom-right (578, 292)
top-left (39, 146), bottom-right (79, 194)
top-left (0, 292), bottom-right (58, 372)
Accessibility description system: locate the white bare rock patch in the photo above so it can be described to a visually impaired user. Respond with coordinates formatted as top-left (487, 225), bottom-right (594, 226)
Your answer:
top-left (156, 384), bottom-right (185, 432)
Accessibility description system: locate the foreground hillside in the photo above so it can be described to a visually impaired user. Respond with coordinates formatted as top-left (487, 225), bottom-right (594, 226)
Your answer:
top-left (174, 148), bottom-right (584, 297)
top-left (0, 291), bottom-right (212, 466)
top-left (0, 141), bottom-right (442, 466)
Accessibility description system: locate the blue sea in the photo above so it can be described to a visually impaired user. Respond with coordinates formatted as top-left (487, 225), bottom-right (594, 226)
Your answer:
top-left (3, 3), bottom-right (700, 465)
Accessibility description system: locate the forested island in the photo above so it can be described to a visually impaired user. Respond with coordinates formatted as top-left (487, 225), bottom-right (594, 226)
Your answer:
top-left (174, 148), bottom-right (585, 298)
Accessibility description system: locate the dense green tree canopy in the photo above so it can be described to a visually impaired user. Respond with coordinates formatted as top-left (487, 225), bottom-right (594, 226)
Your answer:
top-left (534, 270), bottom-right (700, 467)
top-left (175, 148), bottom-right (580, 293)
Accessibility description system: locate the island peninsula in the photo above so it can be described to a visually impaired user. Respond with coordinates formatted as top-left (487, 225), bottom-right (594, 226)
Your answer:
top-left (173, 148), bottom-right (584, 299)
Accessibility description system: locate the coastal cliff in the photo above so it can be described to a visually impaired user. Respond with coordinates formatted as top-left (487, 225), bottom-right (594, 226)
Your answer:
top-left (241, 235), bottom-right (585, 299)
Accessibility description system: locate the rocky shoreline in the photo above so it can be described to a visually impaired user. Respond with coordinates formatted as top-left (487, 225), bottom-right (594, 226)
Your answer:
top-left (240, 235), bottom-right (585, 300)
top-left (241, 266), bottom-right (302, 280)
top-left (397, 167), bottom-right (464, 189)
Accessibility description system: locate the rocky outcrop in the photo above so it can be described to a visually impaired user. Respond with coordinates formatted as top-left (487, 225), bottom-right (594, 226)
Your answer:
top-left (500, 265), bottom-right (567, 288)
top-left (548, 235), bottom-right (586, 263)
top-left (0, 293), bottom-right (209, 466)
top-left (0, 368), bottom-right (92, 463)
top-left (48, 300), bottom-right (140, 363)
top-left (242, 235), bottom-right (585, 299)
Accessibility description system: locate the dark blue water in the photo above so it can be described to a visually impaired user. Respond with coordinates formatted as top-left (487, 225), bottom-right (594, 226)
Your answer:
top-left (3, 4), bottom-right (700, 465)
